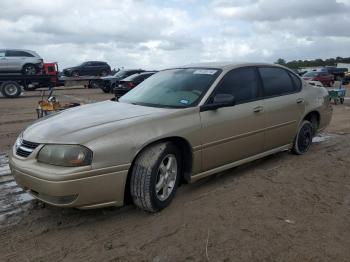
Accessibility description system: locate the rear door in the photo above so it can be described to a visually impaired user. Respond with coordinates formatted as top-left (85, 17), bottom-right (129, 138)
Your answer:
top-left (258, 67), bottom-right (305, 151)
top-left (5, 50), bottom-right (27, 71)
top-left (200, 67), bottom-right (265, 171)
top-left (81, 62), bottom-right (94, 75)
top-left (0, 50), bottom-right (7, 71)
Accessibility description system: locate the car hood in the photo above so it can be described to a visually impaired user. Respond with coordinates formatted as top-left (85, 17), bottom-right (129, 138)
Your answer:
top-left (23, 101), bottom-right (171, 144)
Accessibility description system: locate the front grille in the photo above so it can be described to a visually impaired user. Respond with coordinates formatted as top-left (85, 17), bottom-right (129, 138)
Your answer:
top-left (16, 140), bottom-right (40, 158)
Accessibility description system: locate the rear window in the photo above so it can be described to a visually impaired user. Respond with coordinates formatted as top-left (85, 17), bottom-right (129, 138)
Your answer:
top-left (259, 67), bottom-right (297, 97)
top-left (123, 73), bottom-right (154, 81)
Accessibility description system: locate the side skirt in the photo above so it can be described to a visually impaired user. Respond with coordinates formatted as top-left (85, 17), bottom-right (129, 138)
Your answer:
top-left (190, 144), bottom-right (292, 183)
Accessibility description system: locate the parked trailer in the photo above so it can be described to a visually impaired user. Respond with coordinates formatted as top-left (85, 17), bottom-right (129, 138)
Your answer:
top-left (60, 76), bottom-right (103, 89)
top-left (0, 74), bottom-right (53, 98)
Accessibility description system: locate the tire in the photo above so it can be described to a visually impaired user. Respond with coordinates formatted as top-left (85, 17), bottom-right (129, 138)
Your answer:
top-left (1, 81), bottom-right (22, 98)
top-left (101, 86), bottom-right (110, 93)
top-left (292, 120), bottom-right (313, 155)
top-left (340, 98), bottom-right (344, 104)
top-left (130, 142), bottom-right (182, 212)
top-left (71, 71), bottom-right (79, 77)
top-left (22, 64), bottom-right (37, 75)
top-left (89, 80), bottom-right (100, 89)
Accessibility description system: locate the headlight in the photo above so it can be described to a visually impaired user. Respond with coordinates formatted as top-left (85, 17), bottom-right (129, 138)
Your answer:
top-left (37, 145), bottom-right (93, 167)
top-left (15, 133), bottom-right (23, 150)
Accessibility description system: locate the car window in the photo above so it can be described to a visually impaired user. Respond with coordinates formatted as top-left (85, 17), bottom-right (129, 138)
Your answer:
top-left (47, 66), bottom-right (55, 72)
top-left (6, 50), bottom-right (34, 57)
top-left (289, 73), bottom-right (302, 91)
top-left (213, 67), bottom-right (259, 104)
top-left (259, 67), bottom-right (296, 97)
top-left (0, 51), bottom-right (5, 57)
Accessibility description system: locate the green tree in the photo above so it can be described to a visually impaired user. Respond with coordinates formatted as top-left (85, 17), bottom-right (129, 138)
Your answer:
top-left (275, 58), bottom-right (286, 65)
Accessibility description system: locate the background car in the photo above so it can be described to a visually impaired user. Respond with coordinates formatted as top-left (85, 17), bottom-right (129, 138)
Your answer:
top-left (63, 61), bottom-right (111, 77)
top-left (100, 69), bottom-right (145, 93)
top-left (0, 49), bottom-right (43, 75)
top-left (302, 71), bottom-right (334, 86)
top-left (113, 71), bottom-right (157, 98)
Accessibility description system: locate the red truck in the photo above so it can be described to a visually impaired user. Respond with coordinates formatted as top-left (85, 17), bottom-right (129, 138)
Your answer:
top-left (0, 62), bottom-right (64, 98)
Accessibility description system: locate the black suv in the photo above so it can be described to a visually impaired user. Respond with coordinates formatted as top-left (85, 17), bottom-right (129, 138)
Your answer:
top-left (63, 61), bottom-right (111, 77)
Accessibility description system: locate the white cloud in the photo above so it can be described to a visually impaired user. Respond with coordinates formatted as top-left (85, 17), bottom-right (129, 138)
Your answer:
top-left (0, 0), bottom-right (349, 70)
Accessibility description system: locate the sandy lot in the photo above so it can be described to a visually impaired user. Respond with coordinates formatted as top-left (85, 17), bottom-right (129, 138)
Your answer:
top-left (0, 86), bottom-right (350, 262)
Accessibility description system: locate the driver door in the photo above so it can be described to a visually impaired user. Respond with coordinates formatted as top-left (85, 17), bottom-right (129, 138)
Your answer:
top-left (199, 67), bottom-right (266, 171)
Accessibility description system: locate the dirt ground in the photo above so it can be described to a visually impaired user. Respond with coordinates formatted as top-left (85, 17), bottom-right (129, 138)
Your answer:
top-left (0, 86), bottom-right (350, 262)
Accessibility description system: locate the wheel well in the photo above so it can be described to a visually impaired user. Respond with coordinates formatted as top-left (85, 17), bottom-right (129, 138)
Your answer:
top-left (123, 137), bottom-right (193, 205)
top-left (303, 111), bottom-right (320, 134)
top-left (22, 63), bottom-right (36, 69)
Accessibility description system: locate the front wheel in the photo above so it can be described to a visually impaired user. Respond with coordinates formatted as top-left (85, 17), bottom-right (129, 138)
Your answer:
top-left (71, 71), bottom-right (79, 77)
top-left (292, 120), bottom-right (313, 155)
top-left (130, 142), bottom-right (182, 212)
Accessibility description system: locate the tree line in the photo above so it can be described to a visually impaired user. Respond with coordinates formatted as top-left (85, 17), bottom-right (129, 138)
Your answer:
top-left (275, 57), bottom-right (350, 69)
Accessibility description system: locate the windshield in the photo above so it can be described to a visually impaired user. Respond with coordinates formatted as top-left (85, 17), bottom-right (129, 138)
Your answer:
top-left (119, 68), bottom-right (221, 108)
top-left (303, 72), bottom-right (319, 77)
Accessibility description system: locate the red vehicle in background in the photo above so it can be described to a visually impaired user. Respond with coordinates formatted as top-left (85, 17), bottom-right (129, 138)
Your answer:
top-left (302, 71), bottom-right (334, 86)
top-left (42, 62), bottom-right (64, 87)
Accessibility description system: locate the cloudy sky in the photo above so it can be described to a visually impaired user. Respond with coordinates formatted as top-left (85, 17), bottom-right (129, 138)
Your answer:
top-left (1, 0), bottom-right (350, 70)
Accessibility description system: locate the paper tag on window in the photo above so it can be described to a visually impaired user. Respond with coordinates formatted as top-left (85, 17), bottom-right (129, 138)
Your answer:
top-left (193, 69), bottom-right (217, 75)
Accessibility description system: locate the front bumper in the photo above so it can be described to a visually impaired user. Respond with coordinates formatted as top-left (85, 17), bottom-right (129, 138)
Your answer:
top-left (10, 155), bottom-right (129, 209)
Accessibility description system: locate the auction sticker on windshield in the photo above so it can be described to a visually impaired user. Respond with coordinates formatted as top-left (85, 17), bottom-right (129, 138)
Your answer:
top-left (193, 69), bottom-right (217, 75)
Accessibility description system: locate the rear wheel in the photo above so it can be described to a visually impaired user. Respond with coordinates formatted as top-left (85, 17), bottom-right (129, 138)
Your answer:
top-left (292, 120), bottom-right (313, 155)
top-left (22, 64), bottom-right (37, 75)
top-left (1, 81), bottom-right (22, 98)
top-left (130, 142), bottom-right (181, 212)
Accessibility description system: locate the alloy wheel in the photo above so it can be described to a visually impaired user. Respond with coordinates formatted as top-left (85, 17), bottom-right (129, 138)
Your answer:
top-left (155, 154), bottom-right (178, 201)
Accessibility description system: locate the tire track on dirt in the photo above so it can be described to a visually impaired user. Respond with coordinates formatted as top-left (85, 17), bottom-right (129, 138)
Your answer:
top-left (0, 153), bottom-right (34, 226)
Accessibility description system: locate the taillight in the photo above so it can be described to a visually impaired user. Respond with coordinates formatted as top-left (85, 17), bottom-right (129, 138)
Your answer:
top-left (127, 82), bottom-right (135, 88)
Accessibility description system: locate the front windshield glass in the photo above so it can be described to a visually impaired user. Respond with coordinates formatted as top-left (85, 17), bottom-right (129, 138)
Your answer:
top-left (119, 68), bottom-right (221, 108)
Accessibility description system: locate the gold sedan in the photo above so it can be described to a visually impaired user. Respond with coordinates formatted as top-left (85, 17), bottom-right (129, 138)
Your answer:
top-left (10, 63), bottom-right (332, 212)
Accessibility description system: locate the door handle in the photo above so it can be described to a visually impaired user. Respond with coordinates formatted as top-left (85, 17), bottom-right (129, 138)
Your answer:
top-left (253, 106), bottom-right (263, 113)
top-left (296, 98), bottom-right (304, 104)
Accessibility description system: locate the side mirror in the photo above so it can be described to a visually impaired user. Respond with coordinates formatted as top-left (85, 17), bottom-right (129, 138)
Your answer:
top-left (200, 94), bottom-right (235, 112)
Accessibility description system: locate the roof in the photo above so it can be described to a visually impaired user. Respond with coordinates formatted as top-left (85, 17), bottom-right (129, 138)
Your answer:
top-left (180, 61), bottom-right (285, 70)
top-left (0, 48), bottom-right (36, 52)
